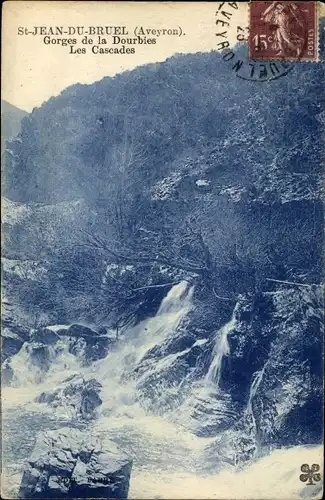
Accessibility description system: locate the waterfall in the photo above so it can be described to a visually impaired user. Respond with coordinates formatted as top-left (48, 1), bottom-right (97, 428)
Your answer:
top-left (247, 365), bottom-right (266, 415)
top-left (2, 280), bottom-right (206, 498)
top-left (247, 366), bottom-right (266, 415)
top-left (156, 280), bottom-right (191, 315)
top-left (246, 364), bottom-right (267, 455)
top-left (96, 280), bottom-right (194, 407)
top-left (205, 316), bottom-right (236, 386)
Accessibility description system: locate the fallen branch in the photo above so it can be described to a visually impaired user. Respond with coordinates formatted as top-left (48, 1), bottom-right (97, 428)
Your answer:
top-left (212, 287), bottom-right (233, 301)
top-left (132, 281), bottom-right (183, 292)
top-left (266, 278), bottom-right (316, 288)
top-left (81, 230), bottom-right (205, 274)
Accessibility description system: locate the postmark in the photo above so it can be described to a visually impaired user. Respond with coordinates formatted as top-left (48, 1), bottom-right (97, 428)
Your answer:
top-left (215, 2), bottom-right (294, 81)
top-left (249, 1), bottom-right (318, 61)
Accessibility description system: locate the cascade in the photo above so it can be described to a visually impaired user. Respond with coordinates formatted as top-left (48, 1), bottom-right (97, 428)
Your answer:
top-left (205, 316), bottom-right (236, 386)
top-left (247, 366), bottom-right (266, 415)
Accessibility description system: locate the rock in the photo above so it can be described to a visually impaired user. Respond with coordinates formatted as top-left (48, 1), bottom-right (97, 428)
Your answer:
top-left (51, 324), bottom-right (115, 364)
top-left (30, 327), bottom-right (60, 345)
top-left (18, 427), bottom-right (132, 499)
top-left (134, 336), bottom-right (210, 413)
top-left (68, 335), bottom-right (115, 365)
top-left (2, 341), bottom-right (56, 386)
top-left (25, 342), bottom-right (54, 373)
top-left (188, 388), bottom-right (242, 437)
top-left (220, 286), bottom-right (324, 449)
top-left (66, 324), bottom-right (96, 338)
top-left (1, 357), bottom-right (14, 385)
top-left (68, 337), bottom-right (87, 357)
top-left (35, 375), bottom-right (102, 420)
top-left (141, 331), bottom-right (196, 361)
top-left (1, 327), bottom-right (25, 360)
top-left (202, 414), bottom-right (257, 472)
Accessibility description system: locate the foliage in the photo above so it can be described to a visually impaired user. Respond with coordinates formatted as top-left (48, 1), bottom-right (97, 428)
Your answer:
top-left (3, 45), bottom-right (324, 323)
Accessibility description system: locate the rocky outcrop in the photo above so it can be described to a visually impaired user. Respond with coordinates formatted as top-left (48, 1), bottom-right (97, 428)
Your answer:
top-left (2, 357), bottom-right (14, 385)
top-left (133, 331), bottom-right (212, 413)
top-left (1, 302), bottom-right (30, 361)
top-left (199, 285), bottom-right (323, 467)
top-left (61, 324), bottom-right (116, 365)
top-left (67, 335), bottom-right (113, 365)
top-left (1, 327), bottom-right (25, 360)
top-left (18, 427), bottom-right (132, 499)
top-left (30, 327), bottom-right (60, 345)
top-left (25, 342), bottom-right (55, 373)
top-left (36, 375), bottom-right (102, 420)
top-left (224, 287), bottom-right (323, 445)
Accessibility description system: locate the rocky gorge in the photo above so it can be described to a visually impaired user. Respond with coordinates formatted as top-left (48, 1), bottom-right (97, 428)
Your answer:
top-left (2, 280), bottom-right (323, 498)
top-left (1, 36), bottom-right (324, 499)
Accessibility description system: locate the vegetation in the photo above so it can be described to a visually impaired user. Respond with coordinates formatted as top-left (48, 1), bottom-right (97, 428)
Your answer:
top-left (3, 45), bottom-right (324, 330)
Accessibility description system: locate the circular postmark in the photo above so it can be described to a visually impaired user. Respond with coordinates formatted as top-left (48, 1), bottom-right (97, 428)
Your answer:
top-left (221, 45), bottom-right (294, 82)
top-left (215, 2), bottom-right (298, 82)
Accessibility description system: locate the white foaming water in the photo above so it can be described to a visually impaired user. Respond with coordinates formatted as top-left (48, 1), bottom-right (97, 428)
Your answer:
top-left (2, 283), bottom-right (322, 499)
top-left (2, 337), bottom-right (83, 409)
top-left (205, 316), bottom-right (236, 386)
top-left (3, 281), bottom-right (193, 410)
top-left (129, 445), bottom-right (323, 499)
top-left (92, 280), bottom-right (195, 426)
top-left (247, 365), bottom-right (266, 415)
top-left (3, 281), bottom-right (209, 496)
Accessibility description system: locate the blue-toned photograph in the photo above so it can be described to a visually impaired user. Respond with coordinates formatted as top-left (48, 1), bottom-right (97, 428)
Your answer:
top-left (1, 2), bottom-right (324, 499)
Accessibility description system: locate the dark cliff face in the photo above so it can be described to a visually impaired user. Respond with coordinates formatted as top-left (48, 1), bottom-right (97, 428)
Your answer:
top-left (227, 287), bottom-right (323, 446)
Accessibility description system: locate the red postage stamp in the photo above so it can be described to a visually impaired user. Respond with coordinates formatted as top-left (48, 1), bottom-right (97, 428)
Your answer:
top-left (249, 1), bottom-right (318, 61)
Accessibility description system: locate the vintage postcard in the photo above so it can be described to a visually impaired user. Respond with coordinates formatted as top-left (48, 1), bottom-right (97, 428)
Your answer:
top-left (1, 1), bottom-right (324, 499)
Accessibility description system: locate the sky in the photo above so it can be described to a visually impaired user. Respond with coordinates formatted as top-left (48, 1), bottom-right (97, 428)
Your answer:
top-left (2, 1), bottom-right (248, 111)
top-left (2, 1), bottom-right (324, 112)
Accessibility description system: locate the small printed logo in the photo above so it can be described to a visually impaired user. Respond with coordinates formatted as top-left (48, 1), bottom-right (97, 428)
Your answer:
top-left (299, 464), bottom-right (321, 486)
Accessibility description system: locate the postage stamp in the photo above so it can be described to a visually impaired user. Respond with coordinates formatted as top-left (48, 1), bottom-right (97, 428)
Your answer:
top-left (249, 1), bottom-right (318, 61)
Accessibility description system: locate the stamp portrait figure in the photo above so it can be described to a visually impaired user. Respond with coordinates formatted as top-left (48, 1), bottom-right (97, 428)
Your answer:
top-left (261, 2), bottom-right (305, 56)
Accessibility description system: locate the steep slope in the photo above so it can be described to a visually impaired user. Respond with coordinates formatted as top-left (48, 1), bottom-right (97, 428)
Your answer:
top-left (2, 196), bottom-right (97, 333)
top-left (1, 100), bottom-right (28, 162)
top-left (2, 47), bottom-right (323, 324)
top-left (3, 50), bottom-right (323, 205)
top-left (2, 197), bottom-right (92, 260)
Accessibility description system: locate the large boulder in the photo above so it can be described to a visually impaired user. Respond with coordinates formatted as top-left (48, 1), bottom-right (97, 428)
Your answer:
top-left (53, 324), bottom-right (116, 365)
top-left (18, 427), bottom-right (132, 499)
top-left (30, 327), bottom-right (61, 345)
top-left (35, 375), bottom-right (102, 420)
top-left (1, 327), bottom-right (25, 360)
top-left (68, 335), bottom-right (115, 365)
top-left (66, 324), bottom-right (97, 338)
